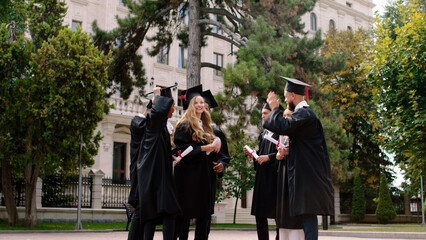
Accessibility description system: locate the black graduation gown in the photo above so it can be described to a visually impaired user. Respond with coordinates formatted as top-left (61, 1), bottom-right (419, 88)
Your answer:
top-left (263, 106), bottom-right (334, 216)
top-left (209, 126), bottom-right (231, 211)
top-left (137, 96), bottom-right (181, 221)
top-left (128, 115), bottom-right (147, 207)
top-left (173, 121), bottom-right (214, 219)
top-left (250, 130), bottom-right (279, 218)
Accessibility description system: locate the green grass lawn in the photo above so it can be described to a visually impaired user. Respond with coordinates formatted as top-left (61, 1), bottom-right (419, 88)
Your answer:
top-left (333, 226), bottom-right (426, 232)
top-left (1, 222), bottom-right (425, 232)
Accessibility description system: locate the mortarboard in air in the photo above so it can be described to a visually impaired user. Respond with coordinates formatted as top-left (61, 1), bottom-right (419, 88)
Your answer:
top-left (281, 76), bottom-right (311, 96)
top-left (202, 90), bottom-right (218, 109)
top-left (262, 97), bottom-right (284, 111)
top-left (181, 85), bottom-right (203, 110)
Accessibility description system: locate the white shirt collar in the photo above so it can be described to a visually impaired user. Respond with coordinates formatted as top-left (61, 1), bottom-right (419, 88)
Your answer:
top-left (294, 100), bottom-right (309, 112)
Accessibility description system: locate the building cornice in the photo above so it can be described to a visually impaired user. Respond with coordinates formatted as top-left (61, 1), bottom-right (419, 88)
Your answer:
top-left (318, 0), bottom-right (374, 23)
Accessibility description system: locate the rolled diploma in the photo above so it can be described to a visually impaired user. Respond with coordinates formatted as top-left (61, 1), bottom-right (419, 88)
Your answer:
top-left (173, 146), bottom-right (193, 166)
top-left (264, 134), bottom-right (286, 149)
top-left (243, 145), bottom-right (259, 159)
top-left (206, 137), bottom-right (220, 155)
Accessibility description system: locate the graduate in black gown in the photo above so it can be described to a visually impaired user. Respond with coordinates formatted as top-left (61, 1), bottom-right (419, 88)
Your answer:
top-left (128, 107), bottom-right (149, 240)
top-left (275, 108), bottom-right (304, 240)
top-left (263, 77), bottom-right (334, 240)
top-left (172, 85), bottom-right (221, 240)
top-left (137, 90), bottom-right (182, 240)
top-left (202, 90), bottom-right (231, 234)
top-left (243, 102), bottom-right (280, 240)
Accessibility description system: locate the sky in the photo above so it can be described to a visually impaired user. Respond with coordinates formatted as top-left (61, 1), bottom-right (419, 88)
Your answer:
top-left (373, 0), bottom-right (391, 15)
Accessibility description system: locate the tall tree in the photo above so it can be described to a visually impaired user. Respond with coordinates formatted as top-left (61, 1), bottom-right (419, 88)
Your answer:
top-left (0, 0), bottom-right (111, 227)
top-left (217, 130), bottom-right (256, 224)
top-left (320, 29), bottom-right (392, 210)
top-left (369, 0), bottom-right (426, 193)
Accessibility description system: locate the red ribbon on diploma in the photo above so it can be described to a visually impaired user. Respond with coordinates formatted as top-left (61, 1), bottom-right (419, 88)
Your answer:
top-left (178, 150), bottom-right (183, 159)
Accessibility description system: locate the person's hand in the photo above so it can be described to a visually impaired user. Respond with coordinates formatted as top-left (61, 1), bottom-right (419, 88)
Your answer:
top-left (201, 144), bottom-right (216, 152)
top-left (276, 147), bottom-right (289, 160)
top-left (152, 87), bottom-right (161, 102)
top-left (172, 155), bottom-right (181, 166)
top-left (213, 139), bottom-right (221, 153)
top-left (267, 91), bottom-right (279, 110)
top-left (243, 147), bottom-right (250, 155)
top-left (256, 155), bottom-right (270, 165)
top-left (213, 162), bottom-right (224, 173)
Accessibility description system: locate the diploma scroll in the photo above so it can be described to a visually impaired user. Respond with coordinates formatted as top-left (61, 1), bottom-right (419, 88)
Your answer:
top-left (206, 137), bottom-right (220, 155)
top-left (264, 135), bottom-right (287, 149)
top-left (243, 145), bottom-right (259, 159)
top-left (173, 146), bottom-right (193, 167)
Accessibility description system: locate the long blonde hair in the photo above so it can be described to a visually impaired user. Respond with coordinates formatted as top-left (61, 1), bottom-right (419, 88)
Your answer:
top-left (173, 96), bottom-right (216, 144)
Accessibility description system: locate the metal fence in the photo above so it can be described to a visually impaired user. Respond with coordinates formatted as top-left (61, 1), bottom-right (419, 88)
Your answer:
top-left (0, 179), bottom-right (26, 207)
top-left (42, 175), bottom-right (92, 208)
top-left (102, 178), bottom-right (131, 209)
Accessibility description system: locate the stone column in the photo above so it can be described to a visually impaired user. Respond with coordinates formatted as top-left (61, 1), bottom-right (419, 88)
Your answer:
top-left (89, 169), bottom-right (105, 209)
top-left (404, 194), bottom-right (411, 215)
top-left (334, 185), bottom-right (341, 223)
top-left (36, 177), bottom-right (43, 209)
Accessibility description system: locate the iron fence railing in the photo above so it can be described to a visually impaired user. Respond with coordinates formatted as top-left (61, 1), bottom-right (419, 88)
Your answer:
top-left (42, 175), bottom-right (92, 208)
top-left (102, 178), bottom-right (131, 209)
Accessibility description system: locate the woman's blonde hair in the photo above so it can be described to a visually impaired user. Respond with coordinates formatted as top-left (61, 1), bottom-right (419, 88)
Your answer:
top-left (173, 96), bottom-right (216, 144)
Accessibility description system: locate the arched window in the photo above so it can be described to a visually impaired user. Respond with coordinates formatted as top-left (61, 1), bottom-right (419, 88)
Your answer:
top-left (310, 13), bottom-right (317, 31)
top-left (329, 19), bottom-right (335, 29)
top-left (347, 26), bottom-right (352, 31)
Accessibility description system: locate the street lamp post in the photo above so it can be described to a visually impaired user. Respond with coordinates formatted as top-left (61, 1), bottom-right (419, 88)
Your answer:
top-left (421, 174), bottom-right (425, 226)
top-left (76, 134), bottom-right (83, 230)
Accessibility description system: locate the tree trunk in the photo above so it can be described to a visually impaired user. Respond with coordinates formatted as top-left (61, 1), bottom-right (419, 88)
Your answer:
top-left (187, 0), bottom-right (201, 88)
top-left (23, 160), bottom-right (41, 228)
top-left (233, 189), bottom-right (240, 224)
top-left (22, 128), bottom-right (41, 228)
top-left (0, 156), bottom-right (19, 226)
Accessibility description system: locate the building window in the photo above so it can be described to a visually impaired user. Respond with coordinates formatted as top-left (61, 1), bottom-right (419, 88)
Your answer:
top-left (347, 26), bottom-right (352, 31)
top-left (329, 19), bottom-right (335, 29)
top-left (71, 20), bottom-right (81, 32)
top-left (156, 45), bottom-right (169, 65)
top-left (179, 3), bottom-right (188, 25)
top-left (119, 0), bottom-right (127, 7)
top-left (213, 53), bottom-right (223, 76)
top-left (346, 2), bottom-right (352, 8)
top-left (212, 14), bottom-right (223, 35)
top-left (113, 142), bottom-right (126, 182)
top-left (178, 45), bottom-right (188, 69)
top-left (310, 13), bottom-right (317, 31)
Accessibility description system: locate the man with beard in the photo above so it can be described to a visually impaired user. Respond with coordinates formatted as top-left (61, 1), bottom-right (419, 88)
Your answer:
top-left (263, 77), bottom-right (334, 240)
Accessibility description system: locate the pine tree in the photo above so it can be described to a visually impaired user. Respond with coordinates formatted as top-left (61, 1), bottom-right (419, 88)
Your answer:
top-left (351, 172), bottom-right (365, 222)
top-left (375, 173), bottom-right (397, 224)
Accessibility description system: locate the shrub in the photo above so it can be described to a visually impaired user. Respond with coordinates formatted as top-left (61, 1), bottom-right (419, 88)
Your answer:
top-left (351, 173), bottom-right (365, 222)
top-left (375, 173), bottom-right (396, 223)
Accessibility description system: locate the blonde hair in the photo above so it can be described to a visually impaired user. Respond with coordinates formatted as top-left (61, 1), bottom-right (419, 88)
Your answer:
top-left (173, 96), bottom-right (216, 144)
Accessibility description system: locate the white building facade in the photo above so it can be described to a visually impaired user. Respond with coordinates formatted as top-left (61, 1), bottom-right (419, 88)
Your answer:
top-left (64, 0), bottom-right (374, 224)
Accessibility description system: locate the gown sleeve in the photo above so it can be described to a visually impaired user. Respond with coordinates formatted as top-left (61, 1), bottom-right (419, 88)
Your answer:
top-left (172, 122), bottom-right (204, 162)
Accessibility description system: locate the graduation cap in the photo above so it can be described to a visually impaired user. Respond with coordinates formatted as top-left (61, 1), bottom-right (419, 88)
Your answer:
top-left (262, 97), bottom-right (284, 111)
top-left (181, 85), bottom-right (203, 110)
top-left (280, 76), bottom-right (311, 100)
top-left (202, 90), bottom-right (218, 109)
top-left (146, 84), bottom-right (177, 108)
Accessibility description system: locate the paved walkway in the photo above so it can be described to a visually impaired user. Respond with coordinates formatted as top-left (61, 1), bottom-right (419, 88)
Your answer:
top-left (0, 230), bottom-right (423, 240)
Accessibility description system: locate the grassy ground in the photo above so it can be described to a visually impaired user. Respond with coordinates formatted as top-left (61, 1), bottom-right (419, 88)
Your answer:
top-left (0, 222), bottom-right (425, 232)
